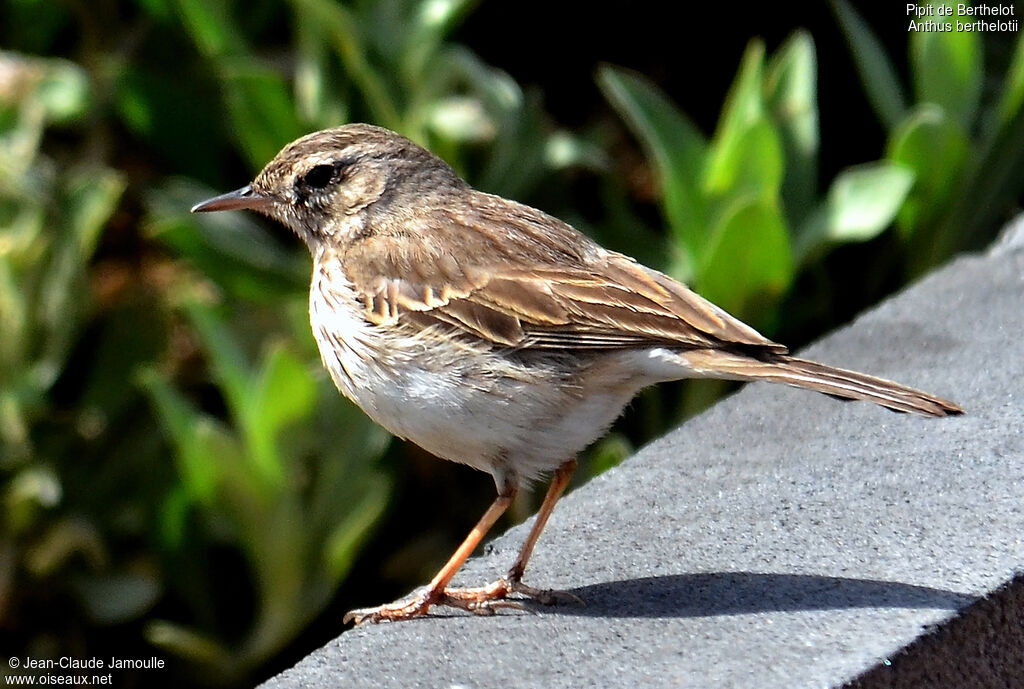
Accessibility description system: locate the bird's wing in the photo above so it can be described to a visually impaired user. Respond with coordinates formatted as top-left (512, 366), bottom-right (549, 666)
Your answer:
top-left (338, 195), bottom-right (786, 353)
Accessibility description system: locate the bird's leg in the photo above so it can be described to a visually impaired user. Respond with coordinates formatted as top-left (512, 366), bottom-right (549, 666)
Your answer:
top-left (345, 458), bottom-right (581, 624)
top-left (441, 457), bottom-right (583, 613)
top-left (344, 488), bottom-right (515, 625)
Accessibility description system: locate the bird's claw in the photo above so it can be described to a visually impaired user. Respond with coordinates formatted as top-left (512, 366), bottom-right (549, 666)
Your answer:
top-left (344, 577), bottom-right (583, 625)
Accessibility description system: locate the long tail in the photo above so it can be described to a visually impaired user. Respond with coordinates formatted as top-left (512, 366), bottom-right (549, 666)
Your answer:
top-left (682, 351), bottom-right (963, 417)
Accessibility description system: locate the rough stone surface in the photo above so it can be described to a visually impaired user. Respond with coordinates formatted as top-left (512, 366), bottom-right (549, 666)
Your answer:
top-left (261, 228), bottom-right (1024, 689)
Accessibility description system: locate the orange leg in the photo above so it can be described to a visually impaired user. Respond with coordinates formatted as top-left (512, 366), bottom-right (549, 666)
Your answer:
top-left (344, 458), bottom-right (580, 625)
top-left (442, 457), bottom-right (583, 612)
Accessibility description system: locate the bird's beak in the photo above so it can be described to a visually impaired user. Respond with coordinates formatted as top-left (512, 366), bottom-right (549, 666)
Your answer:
top-left (191, 185), bottom-right (274, 213)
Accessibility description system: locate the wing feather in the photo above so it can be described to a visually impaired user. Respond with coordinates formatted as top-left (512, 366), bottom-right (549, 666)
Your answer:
top-left (339, 192), bottom-right (786, 354)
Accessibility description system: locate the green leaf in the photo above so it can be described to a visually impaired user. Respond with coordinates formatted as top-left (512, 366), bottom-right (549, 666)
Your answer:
top-left (218, 60), bottom-right (305, 170)
top-left (794, 162), bottom-right (914, 264)
top-left (765, 30), bottom-right (819, 225)
top-left (64, 169), bottom-right (125, 258)
top-left (174, 0), bottom-right (245, 57)
top-left (697, 198), bottom-right (793, 324)
top-left (887, 105), bottom-right (969, 237)
top-left (995, 33), bottom-right (1024, 132)
top-left (597, 65), bottom-right (708, 257)
top-left (909, 2), bottom-right (982, 129)
top-left (322, 475), bottom-right (389, 582)
top-left (404, 0), bottom-right (476, 81)
top-left (294, 11), bottom-right (350, 126)
top-left (704, 40), bottom-right (769, 196)
top-left (244, 344), bottom-right (316, 485)
top-left (138, 369), bottom-right (221, 504)
top-left (587, 432), bottom-right (633, 476)
top-left (288, 0), bottom-right (401, 129)
top-left (182, 299), bottom-right (252, 419)
top-left (249, 345), bottom-right (316, 441)
top-left (830, 0), bottom-right (907, 130)
top-left (704, 118), bottom-right (784, 208)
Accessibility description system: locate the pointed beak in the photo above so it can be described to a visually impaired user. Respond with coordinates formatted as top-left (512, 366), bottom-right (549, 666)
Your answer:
top-left (191, 185), bottom-right (274, 213)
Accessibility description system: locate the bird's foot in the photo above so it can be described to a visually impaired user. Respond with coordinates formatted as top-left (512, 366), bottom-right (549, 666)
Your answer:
top-left (344, 576), bottom-right (583, 625)
top-left (343, 588), bottom-right (442, 625)
top-left (440, 575), bottom-right (585, 616)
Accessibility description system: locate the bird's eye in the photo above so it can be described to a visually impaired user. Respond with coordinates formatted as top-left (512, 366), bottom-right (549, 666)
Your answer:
top-left (302, 164), bottom-right (334, 189)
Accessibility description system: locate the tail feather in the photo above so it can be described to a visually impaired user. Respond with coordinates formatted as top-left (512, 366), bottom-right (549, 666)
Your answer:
top-left (681, 351), bottom-right (963, 417)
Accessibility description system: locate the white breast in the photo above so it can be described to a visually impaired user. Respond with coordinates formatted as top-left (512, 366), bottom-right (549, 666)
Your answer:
top-left (307, 257), bottom-right (673, 487)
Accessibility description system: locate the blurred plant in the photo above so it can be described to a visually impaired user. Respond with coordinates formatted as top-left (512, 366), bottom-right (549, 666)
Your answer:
top-left (599, 31), bottom-right (912, 333)
top-left (137, 287), bottom-right (389, 683)
top-left (116, 0), bottom-right (602, 202)
top-left (0, 51), bottom-right (166, 651)
top-left (8, 0), bottom-right (1020, 684)
top-left (832, 0), bottom-right (1024, 274)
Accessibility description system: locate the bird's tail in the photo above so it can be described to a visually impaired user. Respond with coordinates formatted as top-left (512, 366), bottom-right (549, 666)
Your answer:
top-left (681, 351), bottom-right (963, 417)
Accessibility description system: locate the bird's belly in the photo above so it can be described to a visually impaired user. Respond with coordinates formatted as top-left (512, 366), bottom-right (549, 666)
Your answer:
top-left (309, 280), bottom-right (641, 484)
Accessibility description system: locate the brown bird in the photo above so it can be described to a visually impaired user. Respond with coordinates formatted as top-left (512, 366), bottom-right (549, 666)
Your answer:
top-left (191, 124), bottom-right (962, 624)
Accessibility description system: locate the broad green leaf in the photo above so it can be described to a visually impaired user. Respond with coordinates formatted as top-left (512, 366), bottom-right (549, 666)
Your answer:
top-left (830, 0), bottom-right (907, 130)
top-left (597, 65), bottom-right (708, 256)
top-left (470, 85), bottom-right (543, 198)
top-left (704, 118), bottom-right (784, 207)
top-left (697, 198), bottom-right (793, 323)
top-left (704, 41), bottom-right (768, 195)
top-left (249, 345), bottom-right (316, 439)
top-left (887, 105), bottom-right (969, 237)
top-left (244, 344), bottom-right (316, 484)
top-left (910, 2), bottom-right (982, 129)
top-left (711, 40), bottom-right (767, 140)
top-left (587, 433), bottom-right (633, 477)
top-left (794, 162), bottom-right (914, 264)
top-left (824, 163), bottom-right (914, 240)
top-left (765, 30), bottom-right (819, 225)
top-left (157, 485), bottom-right (192, 549)
top-left (28, 171), bottom-right (120, 391)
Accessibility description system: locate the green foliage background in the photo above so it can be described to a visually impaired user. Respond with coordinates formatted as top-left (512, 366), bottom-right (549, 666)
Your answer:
top-left (1, 0), bottom-right (1022, 686)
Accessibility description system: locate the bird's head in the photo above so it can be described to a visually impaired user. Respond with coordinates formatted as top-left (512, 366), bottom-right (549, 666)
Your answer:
top-left (191, 123), bottom-right (463, 249)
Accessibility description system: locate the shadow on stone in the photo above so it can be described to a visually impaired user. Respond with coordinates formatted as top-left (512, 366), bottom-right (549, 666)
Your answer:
top-left (550, 572), bottom-right (976, 619)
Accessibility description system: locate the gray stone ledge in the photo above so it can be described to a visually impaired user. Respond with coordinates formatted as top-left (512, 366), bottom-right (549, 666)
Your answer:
top-left (261, 221), bottom-right (1024, 689)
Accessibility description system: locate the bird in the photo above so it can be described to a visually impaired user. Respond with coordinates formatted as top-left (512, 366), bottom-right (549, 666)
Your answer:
top-left (191, 123), bottom-right (962, 624)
